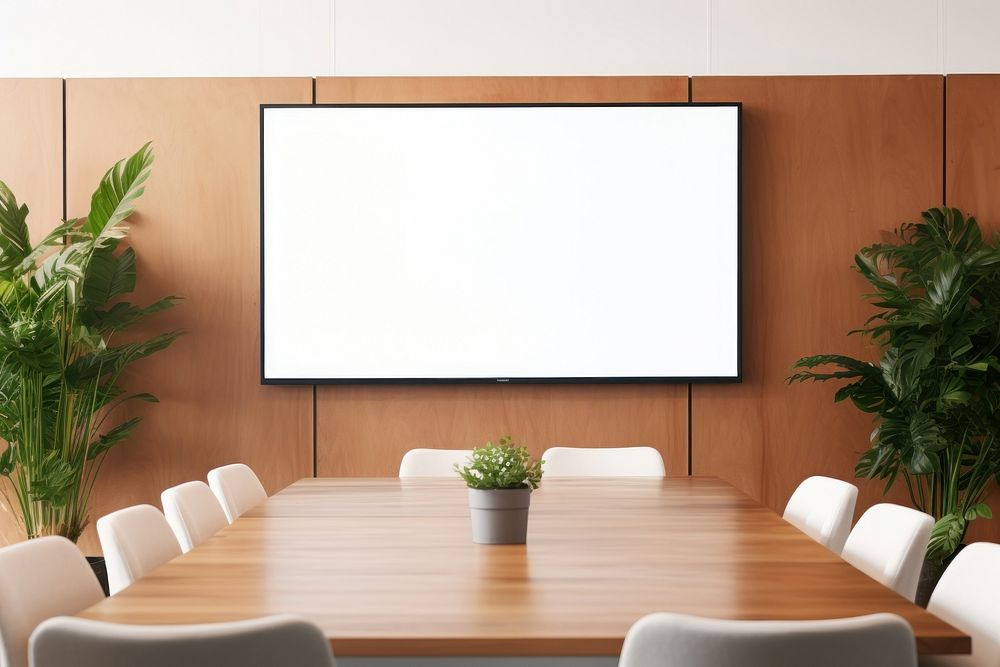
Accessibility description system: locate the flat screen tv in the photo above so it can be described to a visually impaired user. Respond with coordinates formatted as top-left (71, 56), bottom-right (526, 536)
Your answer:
top-left (261, 102), bottom-right (740, 384)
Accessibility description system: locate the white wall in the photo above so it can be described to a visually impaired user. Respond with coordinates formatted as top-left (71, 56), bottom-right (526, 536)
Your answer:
top-left (2, 0), bottom-right (999, 77)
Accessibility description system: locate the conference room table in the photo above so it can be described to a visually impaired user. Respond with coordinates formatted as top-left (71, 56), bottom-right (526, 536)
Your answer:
top-left (77, 477), bottom-right (970, 662)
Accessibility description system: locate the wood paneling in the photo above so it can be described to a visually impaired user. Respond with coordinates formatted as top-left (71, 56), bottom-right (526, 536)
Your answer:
top-left (65, 78), bottom-right (314, 553)
top-left (78, 477), bottom-right (968, 656)
top-left (948, 75), bottom-right (1000, 222)
top-left (317, 384), bottom-right (687, 476)
top-left (946, 74), bottom-right (1000, 542)
top-left (314, 76), bottom-right (690, 478)
top-left (690, 77), bottom-right (944, 521)
top-left (317, 76), bottom-right (688, 103)
top-left (5, 73), bottom-right (995, 553)
top-left (0, 79), bottom-right (63, 547)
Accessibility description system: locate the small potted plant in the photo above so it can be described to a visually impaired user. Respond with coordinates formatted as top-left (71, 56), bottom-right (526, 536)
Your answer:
top-left (455, 436), bottom-right (543, 544)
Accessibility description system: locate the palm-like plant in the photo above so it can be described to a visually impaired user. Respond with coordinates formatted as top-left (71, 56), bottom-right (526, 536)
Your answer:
top-left (0, 143), bottom-right (181, 543)
top-left (788, 208), bottom-right (1000, 563)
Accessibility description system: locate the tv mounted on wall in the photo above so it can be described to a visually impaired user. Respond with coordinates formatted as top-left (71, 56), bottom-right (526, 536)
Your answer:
top-left (261, 102), bottom-right (740, 384)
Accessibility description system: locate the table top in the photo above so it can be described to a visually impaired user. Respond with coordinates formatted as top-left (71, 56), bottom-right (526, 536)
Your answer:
top-left (77, 477), bottom-right (969, 656)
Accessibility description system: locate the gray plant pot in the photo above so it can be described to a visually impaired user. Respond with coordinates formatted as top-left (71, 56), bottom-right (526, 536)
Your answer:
top-left (468, 487), bottom-right (531, 544)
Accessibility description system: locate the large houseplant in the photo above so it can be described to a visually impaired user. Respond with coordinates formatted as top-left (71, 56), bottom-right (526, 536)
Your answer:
top-left (0, 143), bottom-right (181, 543)
top-left (788, 207), bottom-right (1000, 572)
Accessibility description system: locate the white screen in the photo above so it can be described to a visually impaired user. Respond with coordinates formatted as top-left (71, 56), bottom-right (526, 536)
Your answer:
top-left (262, 104), bottom-right (739, 382)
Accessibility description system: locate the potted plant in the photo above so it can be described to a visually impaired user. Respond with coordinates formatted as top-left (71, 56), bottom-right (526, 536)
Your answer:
top-left (788, 207), bottom-right (1000, 604)
top-left (455, 436), bottom-right (543, 544)
top-left (0, 143), bottom-right (181, 591)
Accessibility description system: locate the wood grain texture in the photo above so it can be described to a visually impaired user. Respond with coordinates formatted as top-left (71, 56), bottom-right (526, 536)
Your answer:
top-left (316, 76), bottom-right (689, 104)
top-left (0, 79), bottom-right (63, 547)
top-left (314, 76), bottom-right (689, 479)
top-left (317, 384), bottom-right (687, 477)
top-left (77, 477), bottom-right (969, 656)
top-left (65, 78), bottom-right (314, 553)
top-left (946, 74), bottom-right (1000, 542)
top-left (690, 77), bottom-right (944, 522)
top-left (947, 75), bottom-right (1000, 225)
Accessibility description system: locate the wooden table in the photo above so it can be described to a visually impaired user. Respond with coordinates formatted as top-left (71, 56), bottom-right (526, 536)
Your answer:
top-left (78, 477), bottom-right (969, 656)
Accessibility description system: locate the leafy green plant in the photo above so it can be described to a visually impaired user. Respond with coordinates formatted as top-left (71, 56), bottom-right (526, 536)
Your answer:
top-left (0, 143), bottom-right (182, 543)
top-left (788, 207), bottom-right (1000, 563)
top-left (455, 436), bottom-right (543, 490)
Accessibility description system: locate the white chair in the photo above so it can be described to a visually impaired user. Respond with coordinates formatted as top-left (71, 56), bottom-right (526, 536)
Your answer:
top-left (208, 463), bottom-right (267, 522)
top-left (0, 536), bottom-right (104, 667)
top-left (30, 614), bottom-right (335, 667)
top-left (399, 449), bottom-right (473, 477)
top-left (841, 503), bottom-right (934, 601)
top-left (618, 611), bottom-right (916, 667)
top-left (161, 481), bottom-right (229, 553)
top-left (783, 476), bottom-right (859, 554)
top-left (96, 504), bottom-right (183, 595)
top-left (540, 446), bottom-right (665, 477)
top-left (921, 542), bottom-right (1000, 666)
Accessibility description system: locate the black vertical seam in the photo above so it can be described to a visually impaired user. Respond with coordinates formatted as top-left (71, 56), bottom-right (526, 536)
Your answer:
top-left (686, 76), bottom-right (694, 477)
top-left (312, 385), bottom-right (318, 478)
top-left (687, 384), bottom-right (693, 476)
top-left (942, 75), bottom-right (948, 206)
top-left (311, 77), bottom-right (318, 479)
top-left (61, 79), bottom-right (67, 221)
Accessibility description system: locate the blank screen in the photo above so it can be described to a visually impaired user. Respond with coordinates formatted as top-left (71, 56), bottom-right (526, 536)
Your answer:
top-left (262, 104), bottom-right (739, 382)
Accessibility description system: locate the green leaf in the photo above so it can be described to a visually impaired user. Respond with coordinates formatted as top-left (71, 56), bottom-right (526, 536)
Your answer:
top-left (0, 181), bottom-right (33, 278)
top-left (83, 143), bottom-right (154, 238)
top-left (124, 392), bottom-right (159, 403)
top-left (80, 244), bottom-right (136, 311)
top-left (28, 451), bottom-right (77, 507)
top-left (927, 254), bottom-right (963, 306)
top-left (86, 296), bottom-right (181, 331)
top-left (974, 502), bottom-right (993, 519)
top-left (937, 375), bottom-right (971, 410)
top-left (906, 448), bottom-right (938, 474)
top-left (0, 444), bottom-right (14, 477)
top-left (927, 513), bottom-right (966, 563)
top-left (63, 330), bottom-right (182, 385)
top-left (87, 417), bottom-right (142, 460)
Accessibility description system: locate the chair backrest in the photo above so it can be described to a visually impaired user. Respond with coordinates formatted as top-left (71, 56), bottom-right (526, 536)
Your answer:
top-left (783, 476), bottom-right (859, 554)
top-left (30, 615), bottom-right (335, 667)
top-left (926, 542), bottom-right (1000, 667)
top-left (841, 503), bottom-right (933, 601)
top-left (0, 536), bottom-right (104, 667)
top-left (161, 481), bottom-right (229, 553)
top-left (399, 449), bottom-right (473, 478)
top-left (96, 504), bottom-right (183, 595)
top-left (207, 464), bottom-right (268, 522)
top-left (618, 612), bottom-right (916, 667)
top-left (540, 446), bottom-right (665, 477)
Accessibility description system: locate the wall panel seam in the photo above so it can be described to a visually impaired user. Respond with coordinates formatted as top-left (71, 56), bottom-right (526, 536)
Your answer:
top-left (61, 79), bottom-right (66, 221)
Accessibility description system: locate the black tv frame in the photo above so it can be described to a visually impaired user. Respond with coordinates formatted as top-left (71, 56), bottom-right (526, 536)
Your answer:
top-left (260, 102), bottom-right (742, 385)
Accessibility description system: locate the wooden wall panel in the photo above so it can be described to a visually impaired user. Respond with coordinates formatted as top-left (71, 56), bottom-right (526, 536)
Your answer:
top-left (946, 74), bottom-right (1000, 542)
top-left (948, 75), bottom-right (1000, 222)
top-left (66, 78), bottom-right (313, 553)
top-left (691, 76), bottom-right (944, 522)
top-left (0, 79), bottom-right (63, 546)
top-left (315, 76), bottom-right (690, 476)
top-left (318, 76), bottom-right (688, 104)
